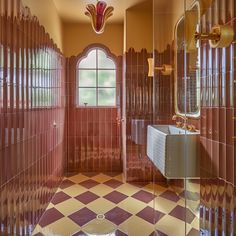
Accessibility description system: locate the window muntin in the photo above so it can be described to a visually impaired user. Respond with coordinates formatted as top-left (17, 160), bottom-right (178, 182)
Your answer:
top-left (77, 48), bottom-right (116, 107)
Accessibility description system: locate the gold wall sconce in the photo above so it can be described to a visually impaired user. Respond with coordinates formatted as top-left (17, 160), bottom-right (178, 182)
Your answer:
top-left (147, 58), bottom-right (173, 77)
top-left (194, 25), bottom-right (234, 48)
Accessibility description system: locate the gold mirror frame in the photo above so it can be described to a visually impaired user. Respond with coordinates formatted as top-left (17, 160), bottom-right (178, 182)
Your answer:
top-left (174, 1), bottom-right (201, 118)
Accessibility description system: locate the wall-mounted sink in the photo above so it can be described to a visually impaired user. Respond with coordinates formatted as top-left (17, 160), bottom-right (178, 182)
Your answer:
top-left (147, 125), bottom-right (199, 179)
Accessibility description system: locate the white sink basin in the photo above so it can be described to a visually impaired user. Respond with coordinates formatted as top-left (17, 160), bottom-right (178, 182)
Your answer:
top-left (147, 125), bottom-right (199, 178)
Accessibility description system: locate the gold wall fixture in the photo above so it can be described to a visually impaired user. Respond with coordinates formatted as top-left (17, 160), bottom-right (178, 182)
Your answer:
top-left (147, 58), bottom-right (173, 77)
top-left (194, 25), bottom-right (234, 48)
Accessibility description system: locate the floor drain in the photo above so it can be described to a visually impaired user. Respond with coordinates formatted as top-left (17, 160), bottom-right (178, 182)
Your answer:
top-left (96, 214), bottom-right (105, 220)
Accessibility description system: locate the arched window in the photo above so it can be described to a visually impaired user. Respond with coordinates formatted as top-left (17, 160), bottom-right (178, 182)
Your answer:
top-left (76, 47), bottom-right (116, 107)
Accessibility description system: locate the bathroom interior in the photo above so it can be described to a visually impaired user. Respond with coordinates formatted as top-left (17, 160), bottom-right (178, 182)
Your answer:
top-left (0, 0), bottom-right (235, 235)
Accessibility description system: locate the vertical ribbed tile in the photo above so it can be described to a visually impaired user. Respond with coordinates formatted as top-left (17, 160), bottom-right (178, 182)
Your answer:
top-left (0, 0), bottom-right (65, 234)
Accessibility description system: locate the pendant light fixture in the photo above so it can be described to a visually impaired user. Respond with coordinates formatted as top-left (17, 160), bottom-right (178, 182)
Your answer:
top-left (85, 1), bottom-right (114, 34)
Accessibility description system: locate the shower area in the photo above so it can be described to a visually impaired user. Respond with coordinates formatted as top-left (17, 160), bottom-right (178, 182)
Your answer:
top-left (0, 0), bottom-right (236, 235)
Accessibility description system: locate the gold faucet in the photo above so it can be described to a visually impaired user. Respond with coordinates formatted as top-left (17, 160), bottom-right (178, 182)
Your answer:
top-left (172, 114), bottom-right (188, 129)
top-left (172, 114), bottom-right (188, 122)
top-left (172, 114), bottom-right (198, 132)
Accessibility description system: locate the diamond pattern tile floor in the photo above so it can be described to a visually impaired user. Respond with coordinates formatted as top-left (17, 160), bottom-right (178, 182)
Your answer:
top-left (38, 208), bottom-right (64, 227)
top-left (136, 206), bottom-right (165, 224)
top-left (132, 190), bottom-right (156, 203)
top-left (68, 207), bottom-right (97, 226)
top-left (79, 179), bottom-right (100, 189)
top-left (103, 179), bottom-right (123, 188)
top-left (51, 191), bottom-right (71, 205)
top-left (105, 206), bottom-right (132, 225)
top-left (104, 190), bottom-right (128, 204)
top-left (32, 173), bottom-right (199, 236)
top-left (75, 191), bottom-right (99, 204)
top-left (60, 179), bottom-right (75, 189)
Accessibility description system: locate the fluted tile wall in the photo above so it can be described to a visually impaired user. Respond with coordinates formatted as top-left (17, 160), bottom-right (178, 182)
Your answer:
top-left (199, 0), bottom-right (236, 234)
top-left (0, 0), bottom-right (66, 235)
top-left (125, 48), bottom-right (166, 182)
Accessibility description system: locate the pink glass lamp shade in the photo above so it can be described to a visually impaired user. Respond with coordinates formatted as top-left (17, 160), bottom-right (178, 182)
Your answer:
top-left (85, 1), bottom-right (114, 34)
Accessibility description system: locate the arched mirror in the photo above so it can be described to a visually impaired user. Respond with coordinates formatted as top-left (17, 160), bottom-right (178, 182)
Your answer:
top-left (174, 1), bottom-right (200, 117)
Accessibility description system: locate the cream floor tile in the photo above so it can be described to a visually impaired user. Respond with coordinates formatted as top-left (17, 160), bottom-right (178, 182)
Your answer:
top-left (67, 174), bottom-right (89, 183)
top-left (186, 182), bottom-right (200, 193)
top-left (55, 198), bottom-right (85, 216)
top-left (145, 183), bottom-right (168, 195)
top-left (191, 216), bottom-right (200, 230)
top-left (62, 184), bottom-right (87, 197)
top-left (82, 219), bottom-right (117, 235)
top-left (155, 215), bottom-right (191, 236)
top-left (92, 173), bottom-right (113, 183)
top-left (32, 224), bottom-right (42, 235)
top-left (86, 198), bottom-right (115, 214)
top-left (116, 183), bottom-right (140, 196)
top-left (119, 215), bottom-right (155, 236)
top-left (118, 197), bottom-right (147, 215)
top-left (56, 187), bottom-right (62, 193)
top-left (89, 184), bottom-right (114, 196)
top-left (186, 200), bottom-right (200, 215)
top-left (149, 196), bottom-right (178, 214)
top-left (46, 202), bottom-right (55, 210)
top-left (39, 217), bottom-right (79, 236)
top-left (176, 198), bottom-right (185, 207)
top-left (113, 173), bottom-right (125, 181)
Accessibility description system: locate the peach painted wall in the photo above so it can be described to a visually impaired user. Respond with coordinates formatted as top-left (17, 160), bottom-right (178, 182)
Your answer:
top-left (154, 0), bottom-right (194, 52)
top-left (62, 22), bottom-right (124, 57)
top-left (22, 0), bottom-right (63, 51)
top-left (125, 0), bottom-right (153, 52)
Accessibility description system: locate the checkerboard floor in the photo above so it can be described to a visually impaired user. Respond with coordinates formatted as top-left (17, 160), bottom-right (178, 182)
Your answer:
top-left (32, 173), bottom-right (199, 236)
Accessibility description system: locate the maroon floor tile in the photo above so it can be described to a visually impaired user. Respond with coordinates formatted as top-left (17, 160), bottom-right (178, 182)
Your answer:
top-left (79, 179), bottom-right (100, 189)
top-left (187, 228), bottom-right (200, 236)
top-left (169, 205), bottom-right (195, 224)
top-left (72, 231), bottom-right (88, 236)
top-left (68, 207), bottom-right (97, 226)
top-left (60, 179), bottom-right (75, 189)
top-left (51, 191), bottom-right (71, 205)
top-left (103, 179), bottom-right (123, 188)
top-left (103, 191), bottom-right (128, 204)
top-left (159, 190), bottom-right (180, 202)
top-left (105, 207), bottom-right (132, 225)
top-left (39, 208), bottom-right (64, 227)
top-left (131, 190), bottom-right (156, 203)
top-left (115, 229), bottom-right (128, 236)
top-left (149, 230), bottom-right (168, 236)
top-left (136, 206), bottom-right (165, 224)
top-left (75, 191), bottom-right (99, 204)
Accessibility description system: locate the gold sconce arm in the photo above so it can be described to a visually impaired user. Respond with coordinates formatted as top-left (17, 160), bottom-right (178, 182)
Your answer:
top-left (194, 32), bottom-right (220, 41)
top-left (194, 25), bottom-right (234, 48)
top-left (148, 58), bottom-right (173, 77)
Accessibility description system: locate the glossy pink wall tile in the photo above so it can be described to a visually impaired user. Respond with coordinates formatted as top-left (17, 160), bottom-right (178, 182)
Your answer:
top-left (199, 0), bottom-right (236, 234)
top-left (66, 46), bottom-right (122, 173)
top-left (0, 0), bottom-right (65, 235)
top-left (124, 48), bottom-right (166, 182)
